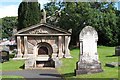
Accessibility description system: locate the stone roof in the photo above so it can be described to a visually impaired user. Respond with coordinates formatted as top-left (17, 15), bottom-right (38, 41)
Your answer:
top-left (15, 23), bottom-right (71, 36)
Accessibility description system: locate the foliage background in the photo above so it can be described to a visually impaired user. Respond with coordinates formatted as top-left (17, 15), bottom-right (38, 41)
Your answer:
top-left (44, 2), bottom-right (120, 46)
top-left (1, 1), bottom-right (120, 46)
top-left (17, 0), bottom-right (41, 30)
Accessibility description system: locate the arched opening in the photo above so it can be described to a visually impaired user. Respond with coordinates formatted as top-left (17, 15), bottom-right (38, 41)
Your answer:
top-left (38, 46), bottom-right (48, 55)
top-left (37, 42), bottom-right (53, 56)
top-left (36, 42), bottom-right (54, 68)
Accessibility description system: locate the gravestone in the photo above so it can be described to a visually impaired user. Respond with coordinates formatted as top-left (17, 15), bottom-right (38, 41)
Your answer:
top-left (0, 46), bottom-right (9, 63)
top-left (0, 51), bottom-right (9, 63)
top-left (115, 46), bottom-right (120, 56)
top-left (105, 62), bottom-right (120, 67)
top-left (75, 26), bottom-right (103, 75)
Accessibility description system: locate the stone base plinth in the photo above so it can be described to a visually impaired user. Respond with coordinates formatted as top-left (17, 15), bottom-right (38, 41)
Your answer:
top-left (64, 49), bottom-right (72, 58)
top-left (53, 57), bottom-right (62, 68)
top-left (75, 68), bottom-right (103, 75)
top-left (23, 54), bottom-right (29, 58)
top-left (58, 53), bottom-right (64, 59)
top-left (16, 54), bottom-right (23, 58)
top-left (64, 54), bottom-right (72, 58)
top-left (25, 58), bottom-right (35, 69)
top-left (52, 53), bottom-right (58, 58)
top-left (75, 62), bottom-right (103, 75)
top-left (64, 56), bottom-right (72, 58)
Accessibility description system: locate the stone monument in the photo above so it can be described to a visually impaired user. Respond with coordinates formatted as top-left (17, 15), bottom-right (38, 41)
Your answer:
top-left (14, 8), bottom-right (72, 69)
top-left (75, 26), bottom-right (103, 75)
top-left (64, 29), bottom-right (72, 58)
top-left (14, 19), bottom-right (72, 69)
top-left (41, 9), bottom-right (46, 23)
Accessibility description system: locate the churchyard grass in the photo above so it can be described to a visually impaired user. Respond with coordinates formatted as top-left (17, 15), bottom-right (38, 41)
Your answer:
top-left (0, 46), bottom-right (119, 79)
top-left (0, 59), bottom-right (24, 71)
top-left (0, 59), bottom-right (25, 79)
top-left (57, 46), bottom-right (119, 79)
top-left (0, 75), bottom-right (24, 79)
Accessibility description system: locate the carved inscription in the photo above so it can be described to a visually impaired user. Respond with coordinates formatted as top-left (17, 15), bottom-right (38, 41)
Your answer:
top-left (29, 28), bottom-right (48, 34)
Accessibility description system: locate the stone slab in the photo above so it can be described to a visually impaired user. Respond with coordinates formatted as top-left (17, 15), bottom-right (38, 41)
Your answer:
top-left (105, 62), bottom-right (120, 67)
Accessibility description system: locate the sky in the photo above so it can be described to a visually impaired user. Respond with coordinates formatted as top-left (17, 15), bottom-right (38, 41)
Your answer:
top-left (0, 0), bottom-right (119, 18)
top-left (0, 0), bottom-right (50, 18)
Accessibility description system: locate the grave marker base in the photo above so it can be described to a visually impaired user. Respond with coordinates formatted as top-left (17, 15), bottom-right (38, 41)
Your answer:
top-left (75, 62), bottom-right (103, 75)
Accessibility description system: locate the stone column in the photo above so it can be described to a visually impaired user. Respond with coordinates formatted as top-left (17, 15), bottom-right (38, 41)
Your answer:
top-left (58, 36), bottom-right (64, 58)
top-left (23, 36), bottom-right (28, 58)
top-left (32, 46), bottom-right (37, 68)
top-left (64, 36), bottom-right (72, 58)
top-left (17, 36), bottom-right (23, 58)
top-left (52, 44), bottom-right (58, 58)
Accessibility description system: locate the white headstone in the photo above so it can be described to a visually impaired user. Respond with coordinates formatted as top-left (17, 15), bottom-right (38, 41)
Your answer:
top-left (75, 26), bottom-right (103, 75)
top-left (80, 26), bottom-right (98, 63)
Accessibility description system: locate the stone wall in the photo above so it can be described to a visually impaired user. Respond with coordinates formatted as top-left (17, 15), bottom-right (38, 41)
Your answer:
top-left (27, 36), bottom-right (58, 55)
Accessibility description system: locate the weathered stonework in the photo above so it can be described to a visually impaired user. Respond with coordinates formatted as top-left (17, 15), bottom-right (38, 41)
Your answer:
top-left (14, 23), bottom-right (72, 69)
top-left (75, 26), bottom-right (103, 75)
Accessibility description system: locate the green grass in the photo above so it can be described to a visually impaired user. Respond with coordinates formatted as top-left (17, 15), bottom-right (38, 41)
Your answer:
top-left (0, 59), bottom-right (24, 71)
top-left (0, 46), bottom-right (119, 79)
top-left (57, 46), bottom-right (119, 79)
top-left (0, 75), bottom-right (24, 78)
top-left (0, 76), bottom-right (25, 80)
top-left (0, 59), bottom-right (25, 79)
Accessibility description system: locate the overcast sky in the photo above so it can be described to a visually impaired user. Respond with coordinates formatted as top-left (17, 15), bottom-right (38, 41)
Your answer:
top-left (0, 0), bottom-right (119, 18)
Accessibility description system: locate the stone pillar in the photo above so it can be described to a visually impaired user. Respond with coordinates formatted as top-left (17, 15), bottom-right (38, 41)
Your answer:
top-left (52, 44), bottom-right (58, 58)
top-left (33, 46), bottom-right (38, 57)
top-left (64, 36), bottom-right (72, 58)
top-left (23, 36), bottom-right (28, 58)
top-left (33, 46), bottom-right (37, 68)
top-left (58, 36), bottom-right (64, 58)
top-left (17, 36), bottom-right (23, 58)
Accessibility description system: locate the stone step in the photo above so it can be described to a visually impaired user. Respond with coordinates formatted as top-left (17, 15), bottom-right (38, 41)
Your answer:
top-left (36, 55), bottom-right (50, 61)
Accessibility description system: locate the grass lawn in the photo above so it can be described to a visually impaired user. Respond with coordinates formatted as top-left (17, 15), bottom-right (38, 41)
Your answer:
top-left (0, 59), bottom-right (24, 71)
top-left (0, 46), bottom-right (119, 79)
top-left (57, 46), bottom-right (119, 79)
top-left (0, 75), bottom-right (25, 80)
top-left (0, 60), bottom-right (25, 79)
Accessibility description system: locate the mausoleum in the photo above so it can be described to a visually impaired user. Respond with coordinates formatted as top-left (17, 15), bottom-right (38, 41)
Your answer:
top-left (14, 23), bottom-right (72, 69)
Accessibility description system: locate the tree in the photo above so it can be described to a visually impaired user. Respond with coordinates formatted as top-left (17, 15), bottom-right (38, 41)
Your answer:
top-left (44, 2), bottom-right (64, 25)
top-left (2, 17), bottom-right (17, 38)
top-left (0, 18), bottom-right (2, 25)
top-left (44, 2), bottom-right (119, 46)
top-left (116, 10), bottom-right (120, 45)
top-left (18, 0), bottom-right (41, 30)
top-left (87, 2), bottom-right (118, 46)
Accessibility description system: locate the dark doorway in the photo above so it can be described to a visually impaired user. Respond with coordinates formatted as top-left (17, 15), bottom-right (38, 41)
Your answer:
top-left (36, 43), bottom-right (54, 68)
top-left (38, 46), bottom-right (48, 55)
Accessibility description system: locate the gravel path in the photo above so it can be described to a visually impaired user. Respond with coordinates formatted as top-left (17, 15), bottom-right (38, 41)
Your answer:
top-left (1, 69), bottom-right (63, 80)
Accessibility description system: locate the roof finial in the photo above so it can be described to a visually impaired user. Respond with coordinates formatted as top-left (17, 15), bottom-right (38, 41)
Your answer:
top-left (41, 9), bottom-right (46, 23)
